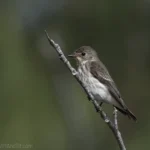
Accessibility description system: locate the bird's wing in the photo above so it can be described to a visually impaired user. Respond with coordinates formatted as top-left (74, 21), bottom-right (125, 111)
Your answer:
top-left (90, 61), bottom-right (125, 108)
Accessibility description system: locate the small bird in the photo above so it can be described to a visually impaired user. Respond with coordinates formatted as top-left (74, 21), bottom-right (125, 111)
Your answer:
top-left (68, 46), bottom-right (137, 121)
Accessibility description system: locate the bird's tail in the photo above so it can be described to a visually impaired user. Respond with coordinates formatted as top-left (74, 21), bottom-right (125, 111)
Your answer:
top-left (115, 106), bottom-right (137, 122)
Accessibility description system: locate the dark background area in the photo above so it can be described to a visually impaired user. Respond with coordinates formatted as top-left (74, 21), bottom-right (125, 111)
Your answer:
top-left (0, 0), bottom-right (150, 149)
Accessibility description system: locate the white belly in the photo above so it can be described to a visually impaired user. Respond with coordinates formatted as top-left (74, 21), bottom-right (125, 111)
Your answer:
top-left (78, 65), bottom-right (112, 104)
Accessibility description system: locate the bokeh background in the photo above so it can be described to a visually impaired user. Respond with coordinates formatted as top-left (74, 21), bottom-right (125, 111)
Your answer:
top-left (1, 0), bottom-right (150, 150)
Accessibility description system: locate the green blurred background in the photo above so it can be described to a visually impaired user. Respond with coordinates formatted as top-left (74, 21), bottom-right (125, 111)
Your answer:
top-left (0, 0), bottom-right (150, 149)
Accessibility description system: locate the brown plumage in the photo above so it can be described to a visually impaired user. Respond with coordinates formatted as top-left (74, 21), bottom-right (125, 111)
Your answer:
top-left (90, 61), bottom-right (136, 121)
top-left (69, 46), bottom-right (137, 121)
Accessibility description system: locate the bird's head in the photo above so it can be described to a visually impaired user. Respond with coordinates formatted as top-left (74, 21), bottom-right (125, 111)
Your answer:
top-left (68, 46), bottom-right (98, 64)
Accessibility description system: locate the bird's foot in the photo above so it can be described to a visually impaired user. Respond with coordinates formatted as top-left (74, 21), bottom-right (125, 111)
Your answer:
top-left (100, 102), bottom-right (103, 107)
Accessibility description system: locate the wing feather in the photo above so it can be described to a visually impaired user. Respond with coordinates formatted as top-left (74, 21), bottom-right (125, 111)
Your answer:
top-left (90, 61), bottom-right (125, 108)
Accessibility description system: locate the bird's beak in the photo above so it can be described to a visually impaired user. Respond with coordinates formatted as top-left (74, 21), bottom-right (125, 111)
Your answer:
top-left (68, 53), bottom-right (77, 58)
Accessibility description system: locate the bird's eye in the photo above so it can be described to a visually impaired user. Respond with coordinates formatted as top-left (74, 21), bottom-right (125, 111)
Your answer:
top-left (81, 52), bottom-right (86, 56)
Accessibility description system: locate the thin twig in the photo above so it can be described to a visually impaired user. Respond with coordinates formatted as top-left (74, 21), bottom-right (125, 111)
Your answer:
top-left (113, 108), bottom-right (126, 150)
top-left (45, 30), bottom-right (126, 150)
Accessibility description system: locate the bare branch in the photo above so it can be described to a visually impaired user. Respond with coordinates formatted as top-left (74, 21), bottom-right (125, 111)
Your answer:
top-left (45, 30), bottom-right (126, 150)
top-left (113, 108), bottom-right (126, 150)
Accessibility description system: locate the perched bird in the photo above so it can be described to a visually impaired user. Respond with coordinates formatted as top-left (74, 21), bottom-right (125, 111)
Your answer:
top-left (68, 46), bottom-right (137, 121)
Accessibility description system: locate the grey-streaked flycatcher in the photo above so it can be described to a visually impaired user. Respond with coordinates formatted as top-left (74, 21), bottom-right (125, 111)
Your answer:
top-left (68, 46), bottom-right (137, 121)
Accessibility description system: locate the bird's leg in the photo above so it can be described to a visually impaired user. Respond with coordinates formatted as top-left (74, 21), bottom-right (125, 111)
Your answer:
top-left (100, 102), bottom-right (103, 107)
